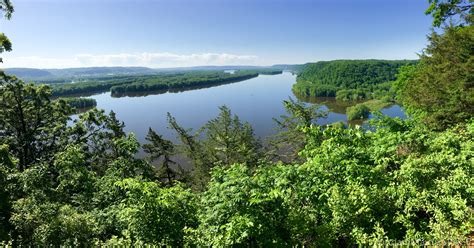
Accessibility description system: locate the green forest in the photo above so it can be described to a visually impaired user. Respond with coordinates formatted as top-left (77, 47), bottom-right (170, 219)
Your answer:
top-left (293, 60), bottom-right (416, 98)
top-left (0, 0), bottom-right (473, 246)
top-left (61, 97), bottom-right (97, 110)
top-left (292, 60), bottom-right (420, 120)
top-left (50, 69), bottom-right (281, 97)
top-left (109, 70), bottom-right (260, 96)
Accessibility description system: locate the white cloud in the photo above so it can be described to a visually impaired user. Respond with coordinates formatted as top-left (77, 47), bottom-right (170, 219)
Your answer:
top-left (2, 52), bottom-right (260, 69)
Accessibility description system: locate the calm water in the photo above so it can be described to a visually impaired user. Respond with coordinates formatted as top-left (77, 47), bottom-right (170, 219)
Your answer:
top-left (85, 72), bottom-right (405, 143)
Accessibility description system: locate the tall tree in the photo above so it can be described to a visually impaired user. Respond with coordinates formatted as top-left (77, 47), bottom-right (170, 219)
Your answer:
top-left (394, 24), bottom-right (473, 130)
top-left (267, 99), bottom-right (326, 163)
top-left (168, 106), bottom-right (262, 190)
top-left (143, 128), bottom-right (181, 184)
top-left (199, 106), bottom-right (261, 167)
top-left (0, 76), bottom-right (72, 171)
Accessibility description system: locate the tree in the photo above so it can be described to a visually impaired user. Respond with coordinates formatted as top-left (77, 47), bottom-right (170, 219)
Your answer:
top-left (0, 0), bottom-right (13, 64)
top-left (168, 106), bottom-right (262, 190)
top-left (267, 99), bottom-right (326, 163)
top-left (0, 145), bottom-right (14, 242)
top-left (199, 106), bottom-right (261, 168)
top-left (143, 128), bottom-right (181, 184)
top-left (293, 60), bottom-right (416, 99)
top-left (0, 76), bottom-right (72, 171)
top-left (192, 118), bottom-right (474, 246)
top-left (346, 103), bottom-right (370, 120)
top-left (115, 178), bottom-right (197, 246)
top-left (189, 164), bottom-right (297, 247)
top-left (0, 0), bottom-right (13, 19)
top-left (394, 24), bottom-right (473, 130)
top-left (425, 0), bottom-right (473, 27)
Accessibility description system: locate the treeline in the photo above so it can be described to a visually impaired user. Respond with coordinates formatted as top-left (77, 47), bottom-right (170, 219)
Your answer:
top-left (61, 97), bottom-right (97, 109)
top-left (51, 69), bottom-right (281, 97)
top-left (51, 76), bottom-right (141, 96)
top-left (255, 68), bottom-right (284, 75)
top-left (293, 60), bottom-right (417, 99)
top-left (110, 71), bottom-right (261, 96)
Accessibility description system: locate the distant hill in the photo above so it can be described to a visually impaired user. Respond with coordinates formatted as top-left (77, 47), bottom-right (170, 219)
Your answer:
top-left (4, 68), bottom-right (54, 78)
top-left (154, 65), bottom-right (276, 72)
top-left (2, 66), bottom-right (158, 80)
top-left (2, 65), bottom-right (285, 81)
top-left (46, 66), bottom-right (156, 77)
top-left (271, 64), bottom-right (306, 73)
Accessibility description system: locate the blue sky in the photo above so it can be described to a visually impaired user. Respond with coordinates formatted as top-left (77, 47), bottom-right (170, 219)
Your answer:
top-left (1, 0), bottom-right (433, 68)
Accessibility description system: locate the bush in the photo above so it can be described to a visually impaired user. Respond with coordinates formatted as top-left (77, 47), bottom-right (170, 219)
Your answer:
top-left (346, 104), bottom-right (370, 120)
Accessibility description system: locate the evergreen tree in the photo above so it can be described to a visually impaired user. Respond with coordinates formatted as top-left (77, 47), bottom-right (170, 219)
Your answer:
top-left (143, 128), bottom-right (181, 184)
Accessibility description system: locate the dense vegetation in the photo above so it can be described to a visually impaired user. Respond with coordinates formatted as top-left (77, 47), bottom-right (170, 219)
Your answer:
top-left (1, 73), bottom-right (472, 246)
top-left (293, 60), bottom-right (417, 99)
top-left (50, 69), bottom-right (281, 97)
top-left (61, 97), bottom-right (97, 109)
top-left (0, 0), bottom-right (473, 246)
top-left (51, 76), bottom-right (138, 96)
top-left (394, 24), bottom-right (474, 130)
top-left (292, 60), bottom-right (416, 121)
top-left (346, 103), bottom-right (370, 120)
top-left (109, 70), bottom-right (260, 96)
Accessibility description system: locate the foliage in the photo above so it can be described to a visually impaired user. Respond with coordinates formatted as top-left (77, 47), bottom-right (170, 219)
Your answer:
top-left (425, 0), bottom-right (473, 27)
top-left (168, 106), bottom-right (262, 190)
top-left (0, 33), bottom-right (12, 64)
top-left (110, 70), bottom-right (259, 96)
top-left (51, 76), bottom-right (137, 96)
top-left (346, 99), bottom-right (394, 121)
top-left (115, 178), bottom-right (197, 246)
top-left (0, 0), bottom-right (13, 64)
top-left (0, 0), bottom-right (472, 246)
top-left (143, 128), bottom-right (183, 183)
top-left (189, 163), bottom-right (297, 247)
top-left (267, 98), bottom-right (326, 163)
top-left (335, 88), bottom-right (367, 101)
top-left (394, 25), bottom-right (474, 130)
top-left (0, 0), bottom-right (13, 19)
top-left (0, 64), bottom-right (472, 247)
top-left (0, 76), bottom-right (72, 170)
top-left (293, 60), bottom-right (417, 99)
top-left (61, 97), bottom-right (97, 109)
top-left (190, 119), bottom-right (474, 246)
top-left (346, 103), bottom-right (371, 120)
top-left (0, 145), bottom-right (14, 242)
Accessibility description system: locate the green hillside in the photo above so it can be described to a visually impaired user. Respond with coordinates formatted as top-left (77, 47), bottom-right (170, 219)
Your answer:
top-left (293, 60), bottom-right (417, 98)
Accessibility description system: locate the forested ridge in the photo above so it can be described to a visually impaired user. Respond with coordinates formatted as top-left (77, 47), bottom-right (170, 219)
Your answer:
top-left (0, 0), bottom-right (473, 246)
top-left (293, 60), bottom-right (416, 97)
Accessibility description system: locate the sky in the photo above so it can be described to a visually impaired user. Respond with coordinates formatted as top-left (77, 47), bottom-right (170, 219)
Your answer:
top-left (0, 0), bottom-right (433, 69)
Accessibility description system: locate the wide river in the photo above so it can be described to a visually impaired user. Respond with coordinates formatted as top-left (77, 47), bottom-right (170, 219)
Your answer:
top-left (86, 72), bottom-right (405, 143)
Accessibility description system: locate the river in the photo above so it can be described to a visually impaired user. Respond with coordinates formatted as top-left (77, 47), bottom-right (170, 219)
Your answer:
top-left (84, 72), bottom-right (405, 143)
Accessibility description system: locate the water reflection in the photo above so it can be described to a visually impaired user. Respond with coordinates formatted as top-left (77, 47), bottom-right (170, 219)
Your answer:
top-left (294, 94), bottom-right (365, 114)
